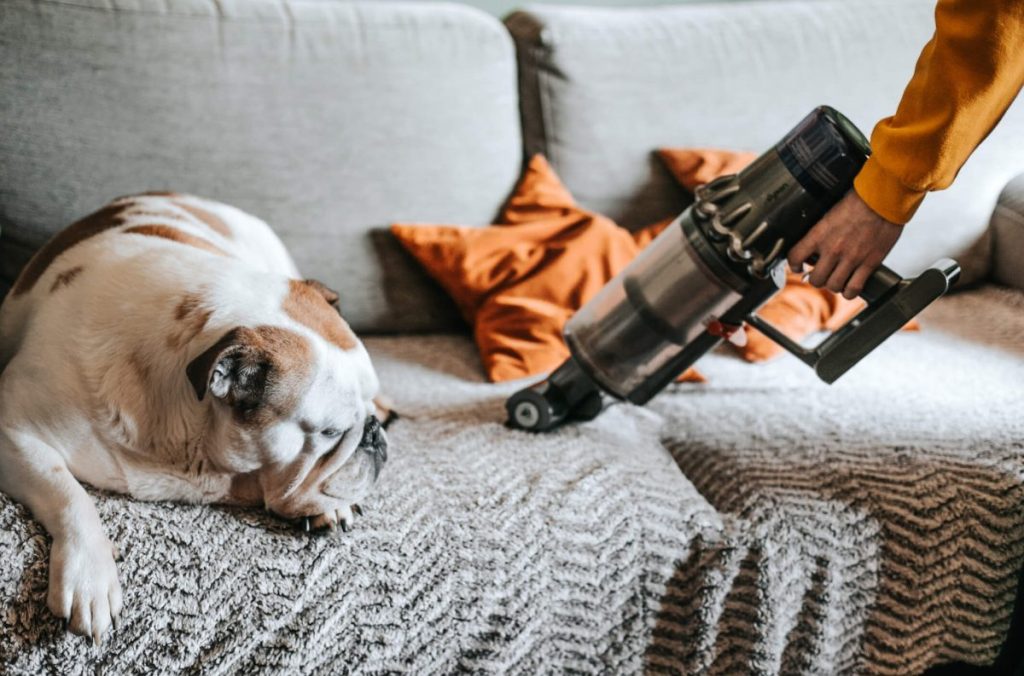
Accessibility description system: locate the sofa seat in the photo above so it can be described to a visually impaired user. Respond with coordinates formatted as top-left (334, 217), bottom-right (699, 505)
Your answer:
top-left (1, 286), bottom-right (1020, 674)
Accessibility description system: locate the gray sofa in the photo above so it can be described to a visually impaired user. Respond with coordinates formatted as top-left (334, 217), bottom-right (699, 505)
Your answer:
top-left (1, 0), bottom-right (1023, 673)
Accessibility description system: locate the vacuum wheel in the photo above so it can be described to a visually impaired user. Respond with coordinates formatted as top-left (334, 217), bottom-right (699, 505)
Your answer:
top-left (506, 387), bottom-right (563, 431)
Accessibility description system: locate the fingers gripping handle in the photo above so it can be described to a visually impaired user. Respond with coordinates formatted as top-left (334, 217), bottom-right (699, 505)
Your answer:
top-left (858, 264), bottom-right (904, 304)
top-left (745, 259), bottom-right (960, 384)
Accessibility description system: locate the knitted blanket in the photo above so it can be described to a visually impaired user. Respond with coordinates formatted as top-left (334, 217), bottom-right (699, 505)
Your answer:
top-left (1, 286), bottom-right (1022, 674)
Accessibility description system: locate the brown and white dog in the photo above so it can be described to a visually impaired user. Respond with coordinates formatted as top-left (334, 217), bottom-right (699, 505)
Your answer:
top-left (0, 193), bottom-right (388, 643)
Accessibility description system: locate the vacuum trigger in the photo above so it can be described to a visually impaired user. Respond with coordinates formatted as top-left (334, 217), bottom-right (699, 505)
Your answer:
top-left (706, 318), bottom-right (747, 347)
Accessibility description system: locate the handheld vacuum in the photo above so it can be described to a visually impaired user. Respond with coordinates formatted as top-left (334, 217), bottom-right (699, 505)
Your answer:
top-left (505, 106), bottom-right (960, 432)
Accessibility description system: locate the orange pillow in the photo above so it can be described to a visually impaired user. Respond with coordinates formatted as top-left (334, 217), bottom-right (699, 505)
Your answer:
top-left (392, 155), bottom-right (704, 384)
top-left (658, 148), bottom-right (758, 190)
top-left (656, 148), bottom-right (916, 362)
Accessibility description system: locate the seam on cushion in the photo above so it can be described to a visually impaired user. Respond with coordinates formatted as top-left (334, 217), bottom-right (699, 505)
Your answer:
top-left (14, 0), bottom-right (518, 64)
top-left (994, 203), bottom-right (1024, 227)
top-left (20, 0), bottom-right (507, 35)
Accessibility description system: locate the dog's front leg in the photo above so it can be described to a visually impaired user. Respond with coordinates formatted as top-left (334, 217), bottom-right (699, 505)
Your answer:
top-left (0, 426), bottom-right (122, 643)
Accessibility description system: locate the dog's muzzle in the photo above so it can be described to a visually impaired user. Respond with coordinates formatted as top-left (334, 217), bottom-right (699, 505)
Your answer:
top-left (359, 415), bottom-right (388, 479)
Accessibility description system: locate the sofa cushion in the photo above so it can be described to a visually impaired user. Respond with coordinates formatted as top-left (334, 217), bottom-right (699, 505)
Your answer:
top-left (993, 173), bottom-right (1024, 291)
top-left (506, 0), bottom-right (1024, 284)
top-left (0, 0), bottom-right (522, 332)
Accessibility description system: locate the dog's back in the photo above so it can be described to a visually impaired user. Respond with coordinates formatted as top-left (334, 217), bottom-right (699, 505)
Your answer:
top-left (0, 193), bottom-right (311, 493)
top-left (0, 193), bottom-right (299, 368)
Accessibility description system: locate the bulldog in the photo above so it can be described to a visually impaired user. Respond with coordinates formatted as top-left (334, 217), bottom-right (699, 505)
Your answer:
top-left (0, 193), bottom-right (389, 644)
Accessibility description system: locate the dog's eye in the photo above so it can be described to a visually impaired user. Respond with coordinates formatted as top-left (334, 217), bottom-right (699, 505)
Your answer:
top-left (321, 428), bottom-right (343, 438)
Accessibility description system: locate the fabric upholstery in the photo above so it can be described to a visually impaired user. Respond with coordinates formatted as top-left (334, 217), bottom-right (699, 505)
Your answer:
top-left (506, 0), bottom-right (1024, 284)
top-left (1, 287), bottom-right (1021, 674)
top-left (0, 0), bottom-right (522, 332)
top-left (992, 172), bottom-right (1024, 291)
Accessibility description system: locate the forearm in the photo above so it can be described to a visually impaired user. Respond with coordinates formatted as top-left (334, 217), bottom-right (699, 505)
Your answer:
top-left (854, 0), bottom-right (1024, 224)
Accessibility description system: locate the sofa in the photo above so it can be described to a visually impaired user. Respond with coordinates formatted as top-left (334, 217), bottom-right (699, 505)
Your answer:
top-left (1, 0), bottom-right (1022, 673)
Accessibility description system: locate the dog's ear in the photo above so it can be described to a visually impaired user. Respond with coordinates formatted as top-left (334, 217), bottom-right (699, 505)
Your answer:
top-left (186, 327), bottom-right (270, 409)
top-left (301, 279), bottom-right (340, 309)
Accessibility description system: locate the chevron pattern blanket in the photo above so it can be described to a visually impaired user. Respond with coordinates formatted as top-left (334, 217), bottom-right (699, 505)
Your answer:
top-left (1, 286), bottom-right (1022, 674)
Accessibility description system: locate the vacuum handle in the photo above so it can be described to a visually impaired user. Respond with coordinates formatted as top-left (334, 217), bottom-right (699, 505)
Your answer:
top-left (858, 263), bottom-right (904, 304)
top-left (745, 258), bottom-right (960, 384)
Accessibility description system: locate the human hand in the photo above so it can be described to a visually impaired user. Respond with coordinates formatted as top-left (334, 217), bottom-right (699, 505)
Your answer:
top-left (787, 190), bottom-right (903, 299)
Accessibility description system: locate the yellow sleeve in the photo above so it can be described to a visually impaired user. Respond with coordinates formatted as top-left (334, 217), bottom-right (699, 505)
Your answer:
top-left (853, 0), bottom-right (1024, 225)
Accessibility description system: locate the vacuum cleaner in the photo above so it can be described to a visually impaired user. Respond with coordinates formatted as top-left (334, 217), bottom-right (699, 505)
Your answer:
top-left (506, 106), bottom-right (960, 432)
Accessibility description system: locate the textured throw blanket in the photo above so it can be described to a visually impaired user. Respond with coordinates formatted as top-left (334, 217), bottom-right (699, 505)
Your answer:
top-left (1, 286), bottom-right (1022, 674)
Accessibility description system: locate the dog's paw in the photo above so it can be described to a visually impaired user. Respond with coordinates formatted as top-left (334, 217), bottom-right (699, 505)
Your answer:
top-left (307, 503), bottom-right (361, 533)
top-left (48, 536), bottom-right (122, 644)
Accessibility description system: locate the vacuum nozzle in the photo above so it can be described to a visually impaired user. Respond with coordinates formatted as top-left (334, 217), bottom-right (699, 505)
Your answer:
top-left (506, 357), bottom-right (604, 431)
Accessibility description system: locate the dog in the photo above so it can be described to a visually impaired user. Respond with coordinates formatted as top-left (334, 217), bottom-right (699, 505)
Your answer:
top-left (0, 193), bottom-right (389, 644)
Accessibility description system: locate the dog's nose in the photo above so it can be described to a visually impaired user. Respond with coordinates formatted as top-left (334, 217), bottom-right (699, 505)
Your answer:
top-left (360, 415), bottom-right (387, 459)
top-left (359, 415), bottom-right (387, 477)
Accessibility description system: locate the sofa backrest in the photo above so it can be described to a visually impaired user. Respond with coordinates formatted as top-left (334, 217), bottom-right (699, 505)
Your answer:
top-left (507, 0), bottom-right (1024, 281)
top-left (0, 0), bottom-right (522, 332)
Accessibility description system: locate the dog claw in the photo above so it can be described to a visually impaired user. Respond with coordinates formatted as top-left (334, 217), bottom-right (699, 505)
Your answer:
top-left (307, 504), bottom-right (357, 532)
top-left (303, 517), bottom-right (310, 533)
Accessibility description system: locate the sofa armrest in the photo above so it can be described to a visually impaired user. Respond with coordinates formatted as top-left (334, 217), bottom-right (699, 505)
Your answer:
top-left (992, 173), bottom-right (1024, 291)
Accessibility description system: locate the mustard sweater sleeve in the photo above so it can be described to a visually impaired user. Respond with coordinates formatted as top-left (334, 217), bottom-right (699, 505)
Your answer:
top-left (853, 0), bottom-right (1024, 225)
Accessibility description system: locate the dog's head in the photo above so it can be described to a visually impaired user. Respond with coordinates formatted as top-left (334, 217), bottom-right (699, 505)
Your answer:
top-left (185, 280), bottom-right (387, 528)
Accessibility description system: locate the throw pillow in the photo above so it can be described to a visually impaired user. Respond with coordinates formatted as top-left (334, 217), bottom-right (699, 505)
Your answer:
top-left (391, 155), bottom-right (704, 383)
